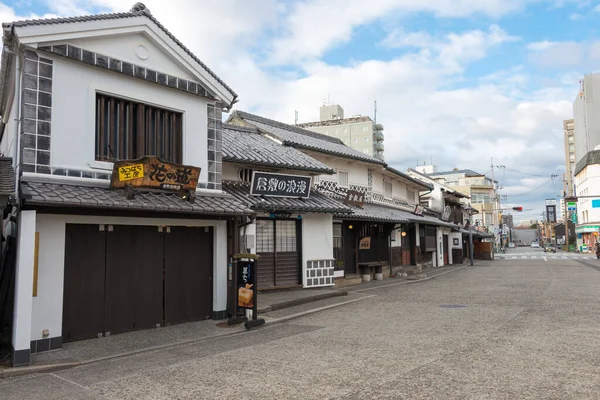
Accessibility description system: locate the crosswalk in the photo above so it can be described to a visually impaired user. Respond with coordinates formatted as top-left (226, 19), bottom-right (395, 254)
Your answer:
top-left (496, 253), bottom-right (596, 261)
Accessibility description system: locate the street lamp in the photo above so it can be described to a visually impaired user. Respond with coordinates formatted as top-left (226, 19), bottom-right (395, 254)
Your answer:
top-left (464, 205), bottom-right (479, 266)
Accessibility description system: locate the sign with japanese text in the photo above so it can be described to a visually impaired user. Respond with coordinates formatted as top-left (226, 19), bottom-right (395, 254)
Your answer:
top-left (237, 259), bottom-right (256, 309)
top-left (250, 171), bottom-right (311, 198)
top-left (545, 199), bottom-right (557, 206)
top-left (546, 205), bottom-right (556, 223)
top-left (110, 156), bottom-right (200, 192)
top-left (344, 190), bottom-right (365, 207)
top-left (441, 206), bottom-right (451, 221)
top-left (413, 204), bottom-right (424, 216)
top-left (359, 236), bottom-right (371, 250)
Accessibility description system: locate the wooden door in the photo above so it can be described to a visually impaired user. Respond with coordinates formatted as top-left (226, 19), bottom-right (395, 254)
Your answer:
top-left (343, 224), bottom-right (357, 274)
top-left (105, 225), bottom-right (163, 335)
top-left (164, 226), bottom-right (213, 325)
top-left (62, 224), bottom-right (106, 342)
top-left (274, 220), bottom-right (300, 287)
top-left (256, 219), bottom-right (301, 289)
top-left (443, 234), bottom-right (449, 265)
top-left (256, 219), bottom-right (276, 289)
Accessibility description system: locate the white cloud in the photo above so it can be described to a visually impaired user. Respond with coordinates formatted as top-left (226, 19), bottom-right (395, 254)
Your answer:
top-left (267, 0), bottom-right (526, 64)
top-left (526, 40), bottom-right (600, 69)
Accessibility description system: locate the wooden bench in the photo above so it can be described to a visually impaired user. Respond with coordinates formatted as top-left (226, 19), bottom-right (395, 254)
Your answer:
top-left (357, 262), bottom-right (384, 282)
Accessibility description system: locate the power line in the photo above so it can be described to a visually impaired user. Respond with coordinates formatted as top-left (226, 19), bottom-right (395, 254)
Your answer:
top-left (506, 179), bottom-right (552, 197)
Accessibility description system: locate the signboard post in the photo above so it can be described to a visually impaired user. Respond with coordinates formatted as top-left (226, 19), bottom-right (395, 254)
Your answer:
top-left (229, 253), bottom-right (265, 329)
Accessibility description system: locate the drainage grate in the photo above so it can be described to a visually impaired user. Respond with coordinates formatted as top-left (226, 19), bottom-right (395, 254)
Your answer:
top-left (440, 304), bottom-right (467, 308)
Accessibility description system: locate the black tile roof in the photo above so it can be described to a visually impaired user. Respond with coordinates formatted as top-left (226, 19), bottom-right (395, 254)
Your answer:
top-left (0, 157), bottom-right (15, 197)
top-left (336, 202), bottom-right (412, 223)
top-left (22, 180), bottom-right (252, 216)
top-left (222, 124), bottom-right (334, 174)
top-left (574, 149), bottom-right (600, 176)
top-left (223, 181), bottom-right (352, 214)
top-left (229, 111), bottom-right (386, 165)
top-left (4, 2), bottom-right (237, 101)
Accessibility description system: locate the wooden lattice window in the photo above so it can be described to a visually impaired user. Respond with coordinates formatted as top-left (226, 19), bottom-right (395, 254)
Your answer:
top-left (95, 93), bottom-right (183, 163)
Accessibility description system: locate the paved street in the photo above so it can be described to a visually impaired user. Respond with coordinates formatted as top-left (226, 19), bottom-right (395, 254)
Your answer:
top-left (495, 246), bottom-right (598, 261)
top-left (3, 258), bottom-right (600, 399)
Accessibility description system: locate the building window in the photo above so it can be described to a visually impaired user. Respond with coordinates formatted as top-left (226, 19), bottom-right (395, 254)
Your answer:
top-left (95, 93), bottom-right (182, 163)
top-left (569, 144), bottom-right (574, 151)
top-left (239, 168), bottom-right (253, 182)
top-left (365, 137), bottom-right (370, 143)
top-left (338, 171), bottom-right (349, 188)
top-left (407, 190), bottom-right (416, 205)
top-left (354, 138), bottom-right (358, 144)
top-left (363, 126), bottom-right (368, 132)
top-left (384, 180), bottom-right (392, 199)
top-left (471, 193), bottom-right (491, 204)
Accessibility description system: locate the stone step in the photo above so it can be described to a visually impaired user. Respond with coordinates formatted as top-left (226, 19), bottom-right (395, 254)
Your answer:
top-left (334, 274), bottom-right (363, 288)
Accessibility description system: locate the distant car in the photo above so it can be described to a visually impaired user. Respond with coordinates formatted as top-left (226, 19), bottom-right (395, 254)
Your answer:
top-left (544, 244), bottom-right (556, 253)
top-left (508, 242), bottom-right (516, 248)
top-left (530, 242), bottom-right (540, 248)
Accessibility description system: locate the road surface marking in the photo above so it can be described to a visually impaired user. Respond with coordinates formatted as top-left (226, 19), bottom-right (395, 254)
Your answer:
top-left (543, 257), bottom-right (547, 262)
top-left (49, 373), bottom-right (89, 390)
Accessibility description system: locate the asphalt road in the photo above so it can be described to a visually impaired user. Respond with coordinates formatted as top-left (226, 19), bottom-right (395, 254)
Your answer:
top-left (3, 256), bottom-right (600, 399)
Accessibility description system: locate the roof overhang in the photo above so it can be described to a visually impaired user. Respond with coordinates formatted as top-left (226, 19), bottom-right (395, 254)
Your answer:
top-left (5, 16), bottom-right (237, 108)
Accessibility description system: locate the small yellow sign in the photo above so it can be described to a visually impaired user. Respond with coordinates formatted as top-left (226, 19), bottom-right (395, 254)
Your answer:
top-left (118, 164), bottom-right (144, 181)
top-left (359, 237), bottom-right (371, 250)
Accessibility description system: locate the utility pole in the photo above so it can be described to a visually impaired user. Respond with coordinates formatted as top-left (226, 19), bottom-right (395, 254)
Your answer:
top-left (563, 174), bottom-right (570, 252)
top-left (491, 158), bottom-right (498, 248)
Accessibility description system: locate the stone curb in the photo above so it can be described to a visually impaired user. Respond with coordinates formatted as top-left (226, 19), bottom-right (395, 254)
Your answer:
top-left (0, 362), bottom-right (80, 379)
top-left (258, 290), bottom-right (348, 314)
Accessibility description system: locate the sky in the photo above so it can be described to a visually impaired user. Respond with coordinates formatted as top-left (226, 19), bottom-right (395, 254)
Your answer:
top-left (1, 0), bottom-right (594, 222)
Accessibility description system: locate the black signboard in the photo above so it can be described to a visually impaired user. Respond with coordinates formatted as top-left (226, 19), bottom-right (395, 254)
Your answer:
top-left (250, 171), bottom-right (311, 198)
top-left (237, 259), bottom-right (256, 309)
top-left (344, 190), bottom-right (365, 207)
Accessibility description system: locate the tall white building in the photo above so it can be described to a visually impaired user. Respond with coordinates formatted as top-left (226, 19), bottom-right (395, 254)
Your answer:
top-left (297, 104), bottom-right (385, 160)
top-left (573, 74), bottom-right (600, 164)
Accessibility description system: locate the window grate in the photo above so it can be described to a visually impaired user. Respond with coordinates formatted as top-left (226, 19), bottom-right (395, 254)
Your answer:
top-left (338, 171), bottom-right (349, 188)
top-left (95, 93), bottom-right (182, 163)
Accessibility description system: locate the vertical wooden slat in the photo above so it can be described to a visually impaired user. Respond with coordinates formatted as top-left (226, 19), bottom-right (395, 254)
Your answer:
top-left (154, 109), bottom-right (159, 157)
top-left (127, 103), bottom-right (133, 159)
top-left (99, 95), bottom-right (105, 161)
top-left (32, 232), bottom-right (39, 297)
top-left (118, 100), bottom-right (125, 160)
top-left (176, 114), bottom-right (182, 163)
top-left (145, 107), bottom-right (151, 156)
top-left (137, 104), bottom-right (145, 158)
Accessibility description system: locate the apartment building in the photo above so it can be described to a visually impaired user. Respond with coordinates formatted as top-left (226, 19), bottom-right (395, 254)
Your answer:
top-left (297, 104), bottom-right (385, 160)
top-left (564, 119), bottom-right (576, 195)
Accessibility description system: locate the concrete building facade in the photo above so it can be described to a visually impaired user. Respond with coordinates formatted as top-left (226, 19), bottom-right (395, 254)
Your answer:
top-left (297, 104), bottom-right (385, 161)
top-left (564, 119), bottom-right (576, 196)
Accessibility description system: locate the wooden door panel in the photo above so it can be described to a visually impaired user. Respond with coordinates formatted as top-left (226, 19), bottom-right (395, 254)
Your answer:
top-left (274, 252), bottom-right (300, 286)
top-left (105, 226), bottom-right (136, 335)
top-left (165, 227), bottom-right (213, 325)
top-left (63, 224), bottom-right (106, 342)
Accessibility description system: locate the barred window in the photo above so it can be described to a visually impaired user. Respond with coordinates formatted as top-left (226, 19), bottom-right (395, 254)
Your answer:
top-left (95, 93), bottom-right (182, 163)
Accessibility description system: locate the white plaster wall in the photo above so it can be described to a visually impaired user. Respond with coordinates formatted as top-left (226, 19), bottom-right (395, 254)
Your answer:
top-left (49, 56), bottom-right (212, 183)
top-left (13, 211), bottom-right (36, 352)
top-left (302, 214), bottom-right (333, 286)
top-left (310, 154), bottom-right (369, 187)
top-left (71, 33), bottom-right (197, 81)
top-left (391, 224), bottom-right (402, 248)
top-left (576, 164), bottom-right (600, 223)
top-left (450, 232), bottom-right (462, 249)
top-left (30, 214), bottom-right (228, 341)
top-left (31, 216), bottom-right (65, 342)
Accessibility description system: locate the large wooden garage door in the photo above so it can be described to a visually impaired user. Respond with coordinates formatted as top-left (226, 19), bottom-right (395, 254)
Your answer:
top-left (164, 227), bottom-right (213, 326)
top-left (256, 219), bottom-right (300, 289)
top-left (63, 225), bottom-right (106, 342)
top-left (63, 224), bottom-right (213, 343)
top-left (105, 225), bottom-right (163, 335)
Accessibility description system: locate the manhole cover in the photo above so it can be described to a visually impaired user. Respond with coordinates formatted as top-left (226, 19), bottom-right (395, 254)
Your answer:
top-left (440, 304), bottom-right (467, 308)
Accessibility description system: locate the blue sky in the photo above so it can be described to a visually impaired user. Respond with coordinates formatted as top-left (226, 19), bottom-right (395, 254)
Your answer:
top-left (1, 0), bottom-right (595, 221)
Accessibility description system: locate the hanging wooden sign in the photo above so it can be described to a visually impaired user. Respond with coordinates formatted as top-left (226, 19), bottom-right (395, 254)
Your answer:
top-left (110, 156), bottom-right (201, 192)
top-left (344, 190), bottom-right (365, 207)
top-left (359, 236), bottom-right (371, 250)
